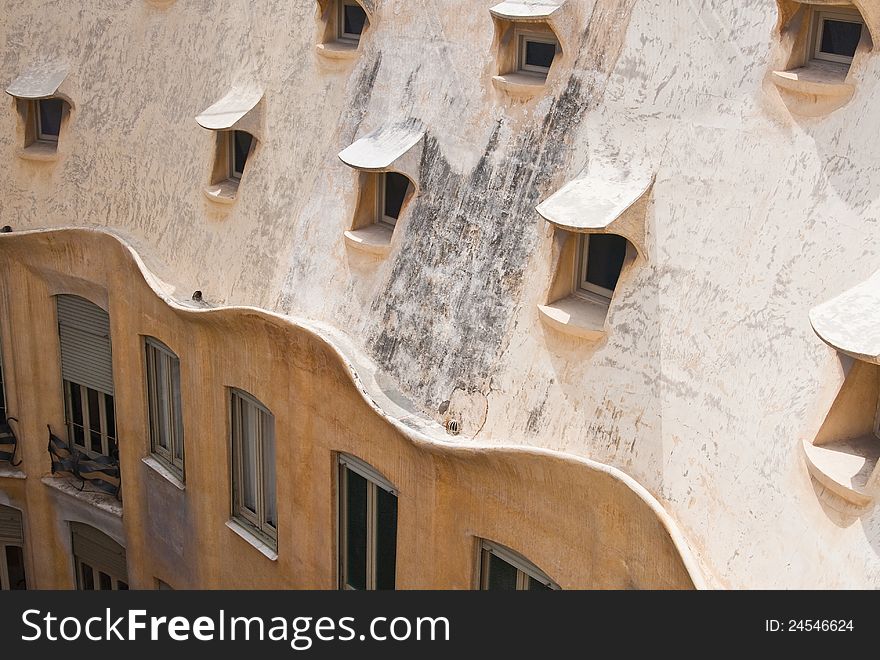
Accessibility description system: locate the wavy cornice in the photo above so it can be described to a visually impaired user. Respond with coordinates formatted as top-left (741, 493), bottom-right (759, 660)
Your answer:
top-left (0, 226), bottom-right (710, 589)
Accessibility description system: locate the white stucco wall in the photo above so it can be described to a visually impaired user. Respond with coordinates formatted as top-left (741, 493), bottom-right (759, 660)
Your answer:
top-left (2, 0), bottom-right (879, 587)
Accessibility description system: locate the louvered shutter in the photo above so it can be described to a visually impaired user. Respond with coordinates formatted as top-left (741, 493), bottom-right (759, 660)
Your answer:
top-left (0, 504), bottom-right (23, 545)
top-left (56, 295), bottom-right (114, 395)
top-left (70, 522), bottom-right (127, 579)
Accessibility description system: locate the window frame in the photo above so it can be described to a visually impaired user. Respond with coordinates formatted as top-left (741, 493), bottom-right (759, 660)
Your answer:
top-left (478, 540), bottom-right (559, 590)
top-left (376, 172), bottom-right (410, 228)
top-left (337, 0), bottom-right (367, 42)
top-left (34, 98), bottom-right (61, 143)
top-left (516, 29), bottom-right (558, 76)
top-left (63, 380), bottom-right (117, 459)
top-left (337, 453), bottom-right (398, 590)
top-left (229, 388), bottom-right (277, 548)
top-left (75, 556), bottom-right (128, 591)
top-left (0, 542), bottom-right (26, 590)
top-left (575, 233), bottom-right (616, 301)
top-left (144, 337), bottom-right (185, 479)
top-left (228, 130), bottom-right (253, 181)
top-left (811, 8), bottom-right (864, 65)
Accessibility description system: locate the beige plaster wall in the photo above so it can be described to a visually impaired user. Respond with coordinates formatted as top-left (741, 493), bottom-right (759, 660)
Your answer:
top-left (1, 0), bottom-right (879, 588)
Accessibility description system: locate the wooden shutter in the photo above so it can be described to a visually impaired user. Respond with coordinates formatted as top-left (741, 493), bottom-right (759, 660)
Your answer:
top-left (0, 504), bottom-right (23, 545)
top-left (70, 522), bottom-right (127, 579)
top-left (56, 295), bottom-right (114, 395)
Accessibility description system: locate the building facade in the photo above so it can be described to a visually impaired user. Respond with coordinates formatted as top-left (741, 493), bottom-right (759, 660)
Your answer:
top-left (0, 0), bottom-right (878, 589)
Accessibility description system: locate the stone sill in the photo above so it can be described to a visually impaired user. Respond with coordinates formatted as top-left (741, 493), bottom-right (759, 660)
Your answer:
top-left (537, 294), bottom-right (608, 340)
top-left (492, 72), bottom-right (548, 97)
top-left (18, 142), bottom-right (59, 161)
top-left (315, 40), bottom-right (360, 61)
top-left (0, 464), bottom-right (26, 479)
top-left (802, 438), bottom-right (877, 509)
top-left (203, 179), bottom-right (239, 204)
top-left (225, 519), bottom-right (278, 561)
top-left (142, 455), bottom-right (185, 491)
top-left (344, 224), bottom-right (394, 257)
top-left (42, 475), bottom-right (123, 517)
top-left (770, 63), bottom-right (854, 98)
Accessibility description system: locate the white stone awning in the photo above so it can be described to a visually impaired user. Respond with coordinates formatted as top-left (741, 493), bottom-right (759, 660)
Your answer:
top-left (5, 63), bottom-right (68, 100)
top-left (489, 0), bottom-right (565, 20)
top-left (810, 271), bottom-right (880, 364)
top-left (536, 161), bottom-right (653, 258)
top-left (196, 86), bottom-right (263, 132)
top-left (338, 120), bottom-right (425, 184)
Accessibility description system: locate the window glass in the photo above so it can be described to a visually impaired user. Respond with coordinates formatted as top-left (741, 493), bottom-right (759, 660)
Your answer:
top-left (374, 486), bottom-right (398, 590)
top-left (99, 571), bottom-right (112, 591)
top-left (239, 399), bottom-right (257, 514)
top-left (343, 3), bottom-right (367, 36)
top-left (487, 553), bottom-right (518, 590)
top-left (233, 131), bottom-right (253, 177)
top-left (585, 234), bottom-right (627, 293)
top-left (87, 388), bottom-right (101, 453)
top-left (80, 563), bottom-right (94, 590)
top-left (262, 411), bottom-right (276, 529)
top-left (68, 383), bottom-right (85, 448)
top-left (5, 546), bottom-right (26, 590)
top-left (345, 469), bottom-right (368, 590)
top-left (0, 353), bottom-right (6, 424)
top-left (38, 99), bottom-right (63, 139)
top-left (383, 173), bottom-right (409, 221)
top-left (525, 40), bottom-right (556, 69)
top-left (527, 576), bottom-right (552, 591)
top-left (821, 19), bottom-right (862, 58)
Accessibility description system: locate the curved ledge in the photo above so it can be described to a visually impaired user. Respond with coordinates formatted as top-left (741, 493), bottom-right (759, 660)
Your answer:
top-left (0, 227), bottom-right (709, 589)
top-left (537, 296), bottom-right (607, 340)
top-left (203, 180), bottom-right (239, 205)
top-left (343, 225), bottom-right (393, 257)
top-left (809, 270), bottom-right (880, 364)
top-left (491, 72), bottom-right (547, 97)
top-left (5, 63), bottom-right (68, 99)
top-left (489, 0), bottom-right (564, 21)
top-left (802, 438), bottom-right (876, 508)
top-left (315, 41), bottom-right (360, 60)
top-left (42, 475), bottom-right (123, 517)
top-left (196, 86), bottom-right (263, 132)
top-left (18, 143), bottom-right (59, 162)
top-left (770, 66), bottom-right (854, 98)
top-left (338, 120), bottom-right (425, 172)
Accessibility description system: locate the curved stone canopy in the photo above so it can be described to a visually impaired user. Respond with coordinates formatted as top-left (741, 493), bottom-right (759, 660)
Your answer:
top-left (489, 0), bottom-right (565, 21)
top-left (338, 120), bottom-right (425, 172)
top-left (195, 86), bottom-right (263, 131)
top-left (5, 62), bottom-right (68, 100)
top-left (810, 270), bottom-right (880, 364)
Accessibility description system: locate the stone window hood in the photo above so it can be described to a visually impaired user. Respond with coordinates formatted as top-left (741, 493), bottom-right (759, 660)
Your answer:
top-left (337, 120), bottom-right (424, 257)
top-left (489, 0), bottom-right (571, 97)
top-left (195, 85), bottom-right (263, 204)
top-left (805, 273), bottom-right (880, 511)
top-left (6, 62), bottom-right (72, 161)
top-left (771, 1), bottom-right (878, 116)
top-left (534, 161), bottom-right (652, 340)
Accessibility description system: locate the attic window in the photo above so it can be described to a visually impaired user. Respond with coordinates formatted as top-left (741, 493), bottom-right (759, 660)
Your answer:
top-left (379, 172), bottom-right (409, 228)
top-left (576, 234), bottom-right (627, 301)
top-left (35, 98), bottom-right (63, 142)
top-left (489, 1), bottom-right (564, 96)
top-left (230, 130), bottom-right (253, 181)
top-left (518, 30), bottom-right (559, 76)
top-left (316, 0), bottom-right (370, 59)
top-left (5, 63), bottom-right (70, 160)
top-left (771, 2), bottom-right (872, 116)
top-left (812, 9), bottom-right (863, 63)
top-left (339, 0), bottom-right (367, 41)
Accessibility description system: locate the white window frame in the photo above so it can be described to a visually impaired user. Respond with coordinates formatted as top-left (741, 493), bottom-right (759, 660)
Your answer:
top-left (230, 389), bottom-right (277, 548)
top-left (376, 172), bottom-right (409, 228)
top-left (63, 380), bottom-right (117, 458)
top-left (338, 0), bottom-right (367, 42)
top-left (145, 337), bottom-right (184, 478)
top-left (75, 556), bottom-right (128, 590)
top-left (575, 233), bottom-right (616, 301)
top-left (517, 29), bottom-right (558, 76)
top-left (337, 453), bottom-right (398, 590)
top-left (35, 98), bottom-right (61, 143)
top-left (812, 8), bottom-right (864, 65)
top-left (479, 540), bottom-right (559, 590)
top-left (228, 131), bottom-right (252, 181)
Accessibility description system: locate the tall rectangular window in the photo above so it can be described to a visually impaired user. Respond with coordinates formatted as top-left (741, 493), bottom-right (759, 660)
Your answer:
top-left (35, 98), bottom-right (63, 142)
top-left (56, 295), bottom-right (117, 460)
top-left (479, 540), bottom-right (558, 591)
top-left (0, 505), bottom-right (26, 590)
top-left (145, 337), bottom-right (184, 478)
top-left (378, 172), bottom-right (410, 228)
top-left (230, 389), bottom-right (276, 548)
top-left (229, 130), bottom-right (253, 181)
top-left (576, 233), bottom-right (627, 301)
top-left (338, 454), bottom-right (397, 590)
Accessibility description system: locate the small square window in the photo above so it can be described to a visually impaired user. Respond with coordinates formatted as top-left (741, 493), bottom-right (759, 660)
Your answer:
top-left (36, 98), bottom-right (63, 142)
top-left (229, 130), bottom-right (253, 181)
top-left (517, 31), bottom-right (558, 76)
top-left (338, 0), bottom-right (367, 42)
top-left (813, 9), bottom-right (864, 64)
top-left (377, 172), bottom-right (410, 227)
top-left (576, 233), bottom-right (627, 300)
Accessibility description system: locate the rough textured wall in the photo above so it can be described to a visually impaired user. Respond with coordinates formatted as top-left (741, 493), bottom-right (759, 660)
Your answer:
top-left (1, 0), bottom-right (879, 587)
